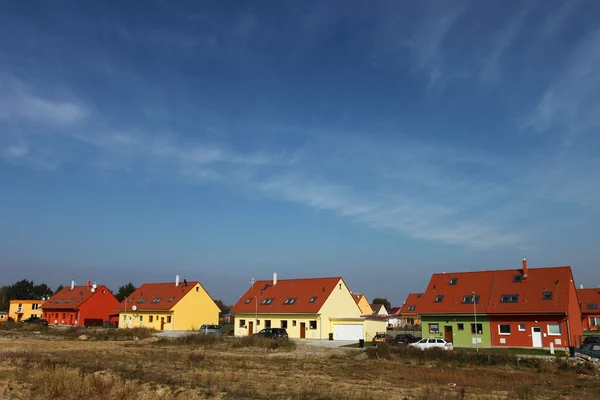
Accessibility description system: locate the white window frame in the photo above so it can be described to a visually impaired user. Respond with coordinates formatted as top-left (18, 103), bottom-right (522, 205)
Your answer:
top-left (498, 324), bottom-right (511, 335)
top-left (590, 317), bottom-right (599, 327)
top-left (518, 324), bottom-right (526, 331)
top-left (547, 324), bottom-right (562, 336)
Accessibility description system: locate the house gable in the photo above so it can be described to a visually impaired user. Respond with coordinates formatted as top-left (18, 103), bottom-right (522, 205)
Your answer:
top-left (317, 278), bottom-right (361, 319)
top-left (171, 283), bottom-right (220, 330)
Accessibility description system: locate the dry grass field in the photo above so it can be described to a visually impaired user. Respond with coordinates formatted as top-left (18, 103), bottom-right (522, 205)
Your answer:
top-left (0, 328), bottom-right (598, 400)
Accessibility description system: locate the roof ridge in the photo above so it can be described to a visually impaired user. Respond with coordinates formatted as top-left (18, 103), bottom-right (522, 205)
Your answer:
top-left (432, 266), bottom-right (571, 276)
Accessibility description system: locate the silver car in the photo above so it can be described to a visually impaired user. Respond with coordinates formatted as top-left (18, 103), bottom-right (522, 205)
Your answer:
top-left (199, 324), bottom-right (224, 335)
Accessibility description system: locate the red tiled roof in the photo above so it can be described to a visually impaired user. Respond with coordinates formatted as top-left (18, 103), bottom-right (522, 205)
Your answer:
top-left (42, 285), bottom-right (112, 310)
top-left (115, 282), bottom-right (201, 311)
top-left (418, 266), bottom-right (575, 315)
top-left (388, 307), bottom-right (401, 315)
top-left (399, 293), bottom-right (423, 316)
top-left (231, 277), bottom-right (343, 314)
top-left (577, 288), bottom-right (600, 314)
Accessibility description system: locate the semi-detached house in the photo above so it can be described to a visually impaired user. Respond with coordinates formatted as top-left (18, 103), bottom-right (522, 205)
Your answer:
top-left (577, 287), bottom-right (600, 332)
top-left (418, 260), bottom-right (582, 350)
top-left (231, 275), bottom-right (386, 341)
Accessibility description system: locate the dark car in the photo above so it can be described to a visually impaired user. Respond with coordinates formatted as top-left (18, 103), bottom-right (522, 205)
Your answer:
top-left (20, 317), bottom-right (48, 326)
top-left (254, 328), bottom-right (289, 338)
top-left (372, 333), bottom-right (395, 344)
top-left (582, 336), bottom-right (600, 347)
top-left (577, 343), bottom-right (600, 359)
top-left (395, 333), bottom-right (420, 344)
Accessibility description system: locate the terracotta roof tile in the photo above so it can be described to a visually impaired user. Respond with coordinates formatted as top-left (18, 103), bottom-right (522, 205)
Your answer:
top-left (231, 277), bottom-right (342, 314)
top-left (399, 293), bottom-right (423, 316)
top-left (115, 282), bottom-right (200, 311)
top-left (42, 285), bottom-right (112, 310)
top-left (577, 288), bottom-right (600, 313)
top-left (418, 266), bottom-right (574, 315)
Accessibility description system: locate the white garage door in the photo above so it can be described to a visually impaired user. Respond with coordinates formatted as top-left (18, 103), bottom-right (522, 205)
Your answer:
top-left (333, 324), bottom-right (364, 340)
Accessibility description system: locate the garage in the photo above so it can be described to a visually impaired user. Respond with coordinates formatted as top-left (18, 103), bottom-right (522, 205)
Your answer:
top-left (333, 324), bottom-right (364, 340)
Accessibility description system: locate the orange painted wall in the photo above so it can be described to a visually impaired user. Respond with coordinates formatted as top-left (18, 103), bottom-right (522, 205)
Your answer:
top-left (43, 287), bottom-right (119, 326)
top-left (489, 315), bottom-right (572, 349)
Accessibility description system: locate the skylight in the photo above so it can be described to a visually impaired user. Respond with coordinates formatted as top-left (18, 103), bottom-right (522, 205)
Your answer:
top-left (151, 298), bottom-right (162, 303)
top-left (65, 299), bottom-right (73, 303)
top-left (261, 298), bottom-right (273, 305)
top-left (513, 275), bottom-right (523, 283)
top-left (168, 297), bottom-right (175, 302)
top-left (55, 299), bottom-right (63, 304)
top-left (449, 278), bottom-right (458, 285)
top-left (462, 295), bottom-right (480, 304)
top-left (542, 292), bottom-right (552, 300)
top-left (435, 295), bottom-right (444, 303)
top-left (244, 298), bottom-right (253, 304)
top-left (588, 303), bottom-right (598, 310)
top-left (261, 284), bottom-right (269, 290)
top-left (283, 298), bottom-right (297, 304)
top-left (500, 294), bottom-right (519, 303)
top-left (407, 305), bottom-right (416, 311)
top-left (137, 297), bottom-right (147, 303)
top-left (309, 296), bottom-right (318, 303)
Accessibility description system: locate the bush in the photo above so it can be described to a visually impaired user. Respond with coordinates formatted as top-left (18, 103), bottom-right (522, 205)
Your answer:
top-left (155, 332), bottom-right (226, 346)
top-left (233, 335), bottom-right (296, 351)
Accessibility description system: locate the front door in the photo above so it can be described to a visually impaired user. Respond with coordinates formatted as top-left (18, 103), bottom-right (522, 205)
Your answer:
top-left (532, 326), bottom-right (542, 348)
top-left (160, 317), bottom-right (165, 331)
top-left (300, 322), bottom-right (306, 338)
top-left (444, 326), bottom-right (453, 342)
top-left (248, 321), bottom-right (253, 335)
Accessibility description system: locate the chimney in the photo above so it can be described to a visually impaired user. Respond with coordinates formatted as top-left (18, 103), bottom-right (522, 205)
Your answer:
top-left (522, 258), bottom-right (528, 278)
top-left (580, 283), bottom-right (584, 289)
top-left (87, 280), bottom-right (91, 288)
top-left (70, 280), bottom-right (75, 290)
top-left (273, 272), bottom-right (277, 286)
top-left (176, 275), bottom-right (180, 287)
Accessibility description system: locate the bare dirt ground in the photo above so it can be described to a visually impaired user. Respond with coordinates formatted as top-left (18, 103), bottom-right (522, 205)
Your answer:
top-left (0, 331), bottom-right (598, 399)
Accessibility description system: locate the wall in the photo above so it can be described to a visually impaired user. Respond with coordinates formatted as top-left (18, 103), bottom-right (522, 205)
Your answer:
top-left (356, 296), bottom-right (373, 315)
top-left (420, 315), bottom-right (491, 347)
top-left (319, 278), bottom-right (363, 338)
top-left (171, 283), bottom-right (220, 330)
top-left (567, 280), bottom-right (583, 346)
top-left (9, 300), bottom-right (44, 321)
top-left (364, 319), bottom-right (387, 339)
top-left (43, 309), bottom-right (77, 325)
top-left (234, 313), bottom-right (321, 338)
top-left (489, 315), bottom-right (572, 349)
top-left (77, 287), bottom-right (120, 326)
top-left (118, 311), bottom-right (172, 330)
top-left (582, 313), bottom-right (600, 331)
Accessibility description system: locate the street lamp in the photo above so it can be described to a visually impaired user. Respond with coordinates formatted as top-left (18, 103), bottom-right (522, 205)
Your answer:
top-left (473, 291), bottom-right (478, 353)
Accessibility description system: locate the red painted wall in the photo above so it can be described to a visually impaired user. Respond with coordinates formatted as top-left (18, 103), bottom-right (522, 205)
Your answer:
top-left (43, 286), bottom-right (119, 326)
top-left (43, 310), bottom-right (78, 325)
top-left (489, 315), bottom-right (571, 350)
top-left (582, 313), bottom-right (600, 330)
top-left (567, 279), bottom-right (583, 344)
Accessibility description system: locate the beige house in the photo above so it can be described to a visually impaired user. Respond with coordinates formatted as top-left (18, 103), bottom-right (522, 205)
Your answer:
top-left (231, 274), bottom-right (386, 341)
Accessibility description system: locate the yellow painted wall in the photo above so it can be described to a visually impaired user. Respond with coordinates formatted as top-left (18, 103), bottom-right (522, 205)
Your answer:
top-left (171, 283), bottom-right (220, 330)
top-left (320, 279), bottom-right (362, 337)
top-left (118, 311), bottom-right (173, 330)
top-left (364, 319), bottom-right (387, 340)
top-left (355, 296), bottom-right (373, 315)
top-left (0, 313), bottom-right (8, 322)
top-left (9, 300), bottom-right (44, 321)
top-left (234, 313), bottom-right (322, 338)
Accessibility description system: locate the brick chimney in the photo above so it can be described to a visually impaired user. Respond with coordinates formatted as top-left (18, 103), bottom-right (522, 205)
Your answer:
top-left (87, 279), bottom-right (91, 288)
top-left (522, 258), bottom-right (528, 278)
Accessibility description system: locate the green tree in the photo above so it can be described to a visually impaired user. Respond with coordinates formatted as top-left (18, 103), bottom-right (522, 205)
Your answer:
top-left (213, 300), bottom-right (231, 312)
top-left (115, 283), bottom-right (137, 302)
top-left (372, 298), bottom-right (391, 309)
top-left (0, 280), bottom-right (53, 311)
top-left (54, 284), bottom-right (64, 294)
top-left (0, 286), bottom-right (9, 311)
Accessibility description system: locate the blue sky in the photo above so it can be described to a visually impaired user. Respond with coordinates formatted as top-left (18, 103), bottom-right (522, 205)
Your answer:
top-left (1, 1), bottom-right (600, 305)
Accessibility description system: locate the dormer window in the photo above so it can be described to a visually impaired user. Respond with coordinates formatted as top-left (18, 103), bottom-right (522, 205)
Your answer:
top-left (500, 294), bottom-right (519, 303)
top-left (283, 298), bottom-right (297, 305)
top-left (244, 298), bottom-right (253, 304)
top-left (449, 278), bottom-right (458, 285)
top-left (542, 292), bottom-right (552, 300)
top-left (309, 296), bottom-right (318, 303)
top-left (261, 298), bottom-right (273, 305)
top-left (435, 295), bottom-right (444, 303)
top-left (462, 295), bottom-right (480, 304)
top-left (513, 275), bottom-right (523, 283)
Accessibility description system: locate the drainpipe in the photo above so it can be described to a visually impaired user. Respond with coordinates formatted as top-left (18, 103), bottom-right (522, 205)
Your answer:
top-left (565, 312), bottom-right (572, 350)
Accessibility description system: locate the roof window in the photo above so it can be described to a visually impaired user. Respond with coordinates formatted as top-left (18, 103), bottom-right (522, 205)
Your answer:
top-left (588, 303), bottom-right (598, 310)
top-left (542, 292), bottom-right (552, 300)
top-left (137, 297), bottom-right (147, 304)
top-left (283, 298), bottom-right (297, 304)
top-left (435, 295), bottom-right (444, 303)
top-left (407, 305), bottom-right (416, 311)
top-left (261, 298), bottom-right (273, 305)
top-left (500, 294), bottom-right (519, 303)
top-left (513, 275), bottom-right (523, 283)
top-left (261, 284), bottom-right (269, 290)
top-left (449, 278), bottom-right (458, 285)
top-left (55, 299), bottom-right (63, 304)
top-left (309, 296), bottom-right (318, 303)
top-left (151, 298), bottom-right (162, 303)
top-left (168, 297), bottom-right (175, 302)
top-left (462, 295), bottom-right (480, 304)
top-left (244, 298), bottom-right (253, 304)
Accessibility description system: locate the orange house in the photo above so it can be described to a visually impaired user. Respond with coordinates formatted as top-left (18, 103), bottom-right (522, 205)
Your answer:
top-left (577, 288), bottom-right (600, 331)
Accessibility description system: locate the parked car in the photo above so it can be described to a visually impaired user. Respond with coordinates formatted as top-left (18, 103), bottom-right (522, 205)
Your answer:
top-left (199, 324), bottom-right (224, 335)
top-left (372, 333), bottom-right (395, 344)
top-left (582, 336), bottom-right (600, 347)
top-left (577, 343), bottom-right (600, 359)
top-left (20, 317), bottom-right (48, 327)
top-left (254, 328), bottom-right (289, 338)
top-left (408, 338), bottom-right (454, 350)
top-left (395, 333), bottom-right (420, 344)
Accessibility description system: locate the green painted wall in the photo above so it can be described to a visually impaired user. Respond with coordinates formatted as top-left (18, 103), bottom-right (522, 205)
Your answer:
top-left (420, 315), bottom-right (491, 347)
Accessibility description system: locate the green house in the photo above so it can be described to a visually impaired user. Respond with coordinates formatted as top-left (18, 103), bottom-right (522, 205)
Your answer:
top-left (420, 315), bottom-right (490, 347)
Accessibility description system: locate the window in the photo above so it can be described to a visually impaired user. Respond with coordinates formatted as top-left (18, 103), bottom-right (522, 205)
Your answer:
top-left (62, 313), bottom-right (66, 319)
top-left (449, 278), bottom-right (458, 285)
top-left (261, 298), bottom-right (274, 305)
top-left (65, 299), bottom-right (73, 303)
top-left (152, 298), bottom-right (162, 303)
top-left (435, 295), bottom-right (444, 303)
top-left (149, 316), bottom-right (153, 323)
top-left (292, 320), bottom-right (297, 327)
top-left (500, 294), bottom-right (519, 303)
top-left (56, 299), bottom-right (63, 304)
top-left (471, 323), bottom-right (483, 334)
top-left (32, 304), bottom-right (39, 310)
top-left (309, 296), bottom-right (318, 303)
top-left (128, 298), bottom-right (134, 303)
top-left (588, 303), bottom-right (598, 310)
top-left (244, 298), bottom-right (253, 304)
top-left (429, 323), bottom-right (439, 333)
top-left (137, 298), bottom-right (147, 303)
top-left (518, 324), bottom-right (526, 331)
top-left (542, 292), bottom-right (552, 300)
top-left (265, 320), bottom-right (271, 328)
top-left (462, 295), bottom-right (480, 304)
top-left (281, 320), bottom-right (288, 329)
top-left (166, 316), bottom-right (172, 323)
top-left (139, 316), bottom-right (143, 322)
top-left (196, 287), bottom-right (199, 292)
top-left (283, 298), bottom-right (297, 304)
top-left (123, 315), bottom-right (126, 321)
top-left (513, 274), bottom-right (523, 283)
top-left (239, 319), bottom-right (246, 328)
top-left (257, 320), bottom-right (260, 325)
top-left (261, 284), bottom-right (269, 290)
top-left (590, 317), bottom-right (599, 327)
top-left (547, 324), bottom-right (561, 335)
top-left (408, 305), bottom-right (416, 311)
top-left (498, 324), bottom-right (511, 335)
top-left (309, 320), bottom-right (317, 329)
top-left (168, 297), bottom-right (175, 302)
top-left (457, 323), bottom-right (464, 330)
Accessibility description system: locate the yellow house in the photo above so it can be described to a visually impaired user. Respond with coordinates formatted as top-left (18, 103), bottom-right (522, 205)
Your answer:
top-left (352, 293), bottom-right (374, 315)
top-left (9, 300), bottom-right (45, 321)
top-left (0, 311), bottom-right (8, 323)
top-left (115, 277), bottom-right (220, 330)
top-left (231, 274), bottom-right (386, 341)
